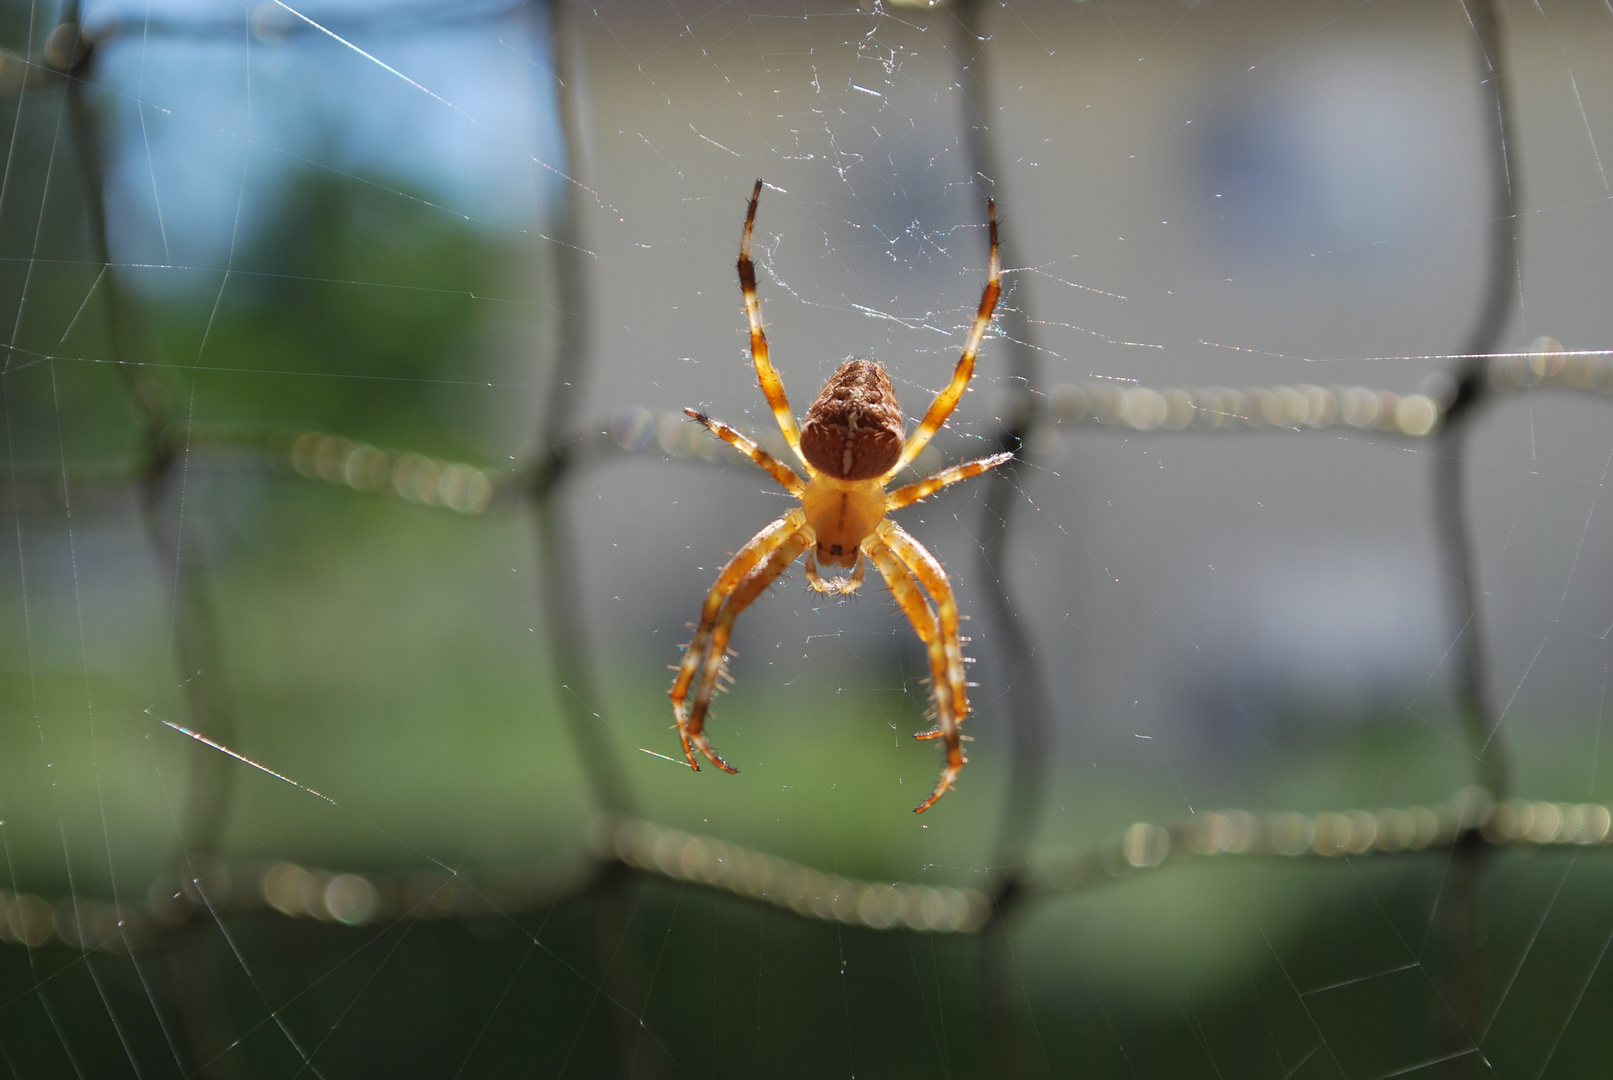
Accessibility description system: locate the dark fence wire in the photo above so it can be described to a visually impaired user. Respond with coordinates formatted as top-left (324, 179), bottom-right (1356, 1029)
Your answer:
top-left (3, 2), bottom-right (1612, 1078)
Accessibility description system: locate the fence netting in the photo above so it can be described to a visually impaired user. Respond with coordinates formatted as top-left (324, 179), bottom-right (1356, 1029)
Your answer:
top-left (2, 0), bottom-right (1612, 1077)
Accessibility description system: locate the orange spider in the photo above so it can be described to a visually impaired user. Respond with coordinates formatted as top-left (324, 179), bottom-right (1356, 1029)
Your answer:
top-left (670, 180), bottom-right (1008, 813)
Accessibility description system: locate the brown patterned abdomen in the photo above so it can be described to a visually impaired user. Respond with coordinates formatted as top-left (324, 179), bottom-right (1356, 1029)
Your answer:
top-left (799, 359), bottom-right (904, 480)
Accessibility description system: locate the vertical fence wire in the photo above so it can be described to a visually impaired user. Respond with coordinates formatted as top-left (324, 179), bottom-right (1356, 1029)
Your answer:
top-left (954, 0), bottom-right (1056, 894)
top-left (57, 3), bottom-right (242, 867)
top-left (527, 0), bottom-right (637, 824)
top-left (527, 2), bottom-right (661, 1075)
top-left (953, 3), bottom-right (1060, 1075)
top-left (1444, 0), bottom-right (1520, 805)
top-left (1434, 2), bottom-right (1523, 1072)
top-left (55, 7), bottom-right (246, 1075)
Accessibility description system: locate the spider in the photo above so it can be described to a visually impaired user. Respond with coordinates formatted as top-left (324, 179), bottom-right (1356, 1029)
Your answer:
top-left (669, 179), bottom-right (1008, 813)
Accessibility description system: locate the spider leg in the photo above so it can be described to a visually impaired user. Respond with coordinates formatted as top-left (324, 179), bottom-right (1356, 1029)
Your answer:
top-left (888, 199), bottom-right (1001, 477)
top-left (682, 527), bottom-right (814, 771)
top-left (804, 549), bottom-right (867, 595)
top-left (844, 552), bottom-right (868, 593)
top-left (738, 179), bottom-right (810, 470)
top-left (865, 536), bottom-right (963, 814)
top-left (686, 409), bottom-right (806, 495)
top-left (671, 509), bottom-right (806, 769)
top-left (881, 523), bottom-right (970, 736)
top-left (886, 451), bottom-right (1014, 511)
top-left (803, 550), bottom-right (830, 593)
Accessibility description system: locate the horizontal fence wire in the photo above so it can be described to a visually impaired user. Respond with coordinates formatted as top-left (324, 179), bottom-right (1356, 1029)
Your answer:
top-left (6, 792), bottom-right (1612, 953)
top-left (20, 348), bottom-right (1607, 509)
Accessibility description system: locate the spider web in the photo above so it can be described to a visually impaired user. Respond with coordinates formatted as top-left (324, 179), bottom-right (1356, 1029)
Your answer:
top-left (1, 0), bottom-right (1612, 1076)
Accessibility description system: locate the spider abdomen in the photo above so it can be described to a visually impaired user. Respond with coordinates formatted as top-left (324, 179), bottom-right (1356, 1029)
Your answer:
top-left (799, 359), bottom-right (904, 480)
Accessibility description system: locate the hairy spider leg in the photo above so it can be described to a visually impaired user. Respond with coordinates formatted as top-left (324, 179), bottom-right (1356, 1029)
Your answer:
top-left (866, 535), bottom-right (957, 723)
top-left (881, 523), bottom-right (971, 736)
top-left (739, 180), bottom-right (810, 470)
top-left (864, 537), bottom-right (963, 813)
top-left (685, 409), bottom-right (805, 495)
top-left (886, 452), bottom-right (1014, 511)
top-left (804, 549), bottom-right (867, 595)
top-left (681, 528), bottom-right (814, 772)
top-left (671, 508), bottom-right (807, 767)
top-left (889, 199), bottom-right (1001, 476)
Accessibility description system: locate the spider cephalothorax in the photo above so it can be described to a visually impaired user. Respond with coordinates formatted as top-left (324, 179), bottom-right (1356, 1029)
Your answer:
top-left (669, 180), bottom-right (1006, 812)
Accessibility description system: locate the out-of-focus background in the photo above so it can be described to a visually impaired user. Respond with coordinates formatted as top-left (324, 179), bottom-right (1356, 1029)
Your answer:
top-left (2, 0), bottom-right (1611, 1076)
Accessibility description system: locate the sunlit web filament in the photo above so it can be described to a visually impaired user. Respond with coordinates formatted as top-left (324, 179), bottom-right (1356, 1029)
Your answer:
top-left (269, 0), bottom-right (589, 197)
top-left (160, 721), bottom-right (338, 806)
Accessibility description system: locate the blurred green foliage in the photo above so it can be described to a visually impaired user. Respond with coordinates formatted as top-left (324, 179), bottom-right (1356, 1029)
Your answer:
top-left (141, 168), bottom-right (522, 459)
